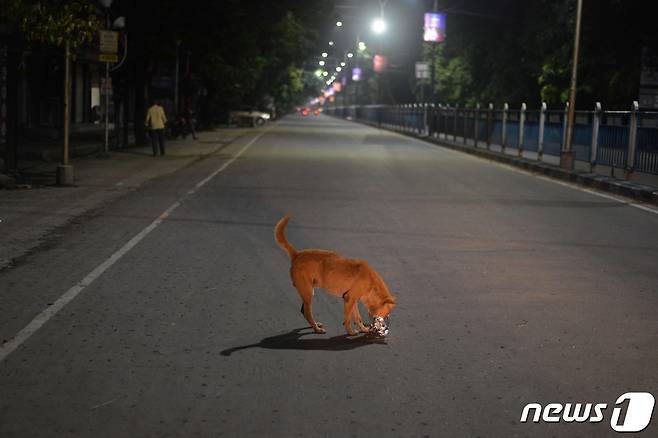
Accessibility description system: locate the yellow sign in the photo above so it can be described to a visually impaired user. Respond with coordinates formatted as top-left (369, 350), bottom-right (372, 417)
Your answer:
top-left (99, 53), bottom-right (119, 63)
top-left (99, 30), bottom-right (118, 54)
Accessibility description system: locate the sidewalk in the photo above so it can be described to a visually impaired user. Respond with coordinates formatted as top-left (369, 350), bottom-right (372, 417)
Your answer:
top-left (0, 127), bottom-right (250, 270)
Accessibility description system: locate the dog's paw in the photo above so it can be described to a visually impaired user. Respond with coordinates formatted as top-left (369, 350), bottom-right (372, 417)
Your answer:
top-left (316, 322), bottom-right (324, 328)
top-left (313, 326), bottom-right (327, 334)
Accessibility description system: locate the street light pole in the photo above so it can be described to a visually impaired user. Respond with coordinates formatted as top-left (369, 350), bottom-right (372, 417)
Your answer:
top-left (103, 11), bottom-right (110, 155)
top-left (56, 40), bottom-right (73, 185)
top-left (561, 0), bottom-right (583, 170)
top-left (430, 0), bottom-right (438, 105)
top-left (174, 40), bottom-right (181, 115)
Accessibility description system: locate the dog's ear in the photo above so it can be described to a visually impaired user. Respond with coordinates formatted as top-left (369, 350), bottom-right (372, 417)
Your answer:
top-left (384, 297), bottom-right (396, 305)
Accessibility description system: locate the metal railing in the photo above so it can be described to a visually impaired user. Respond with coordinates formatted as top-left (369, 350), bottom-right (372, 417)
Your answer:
top-left (327, 101), bottom-right (658, 176)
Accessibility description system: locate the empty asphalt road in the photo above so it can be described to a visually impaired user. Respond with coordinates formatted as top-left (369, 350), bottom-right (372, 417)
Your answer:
top-left (1, 114), bottom-right (657, 437)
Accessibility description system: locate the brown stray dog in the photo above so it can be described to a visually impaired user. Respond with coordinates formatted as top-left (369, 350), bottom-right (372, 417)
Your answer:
top-left (274, 215), bottom-right (396, 335)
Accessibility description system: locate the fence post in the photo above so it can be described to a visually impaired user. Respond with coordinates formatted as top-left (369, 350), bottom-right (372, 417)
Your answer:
top-left (407, 104), bottom-right (412, 132)
top-left (518, 102), bottom-right (526, 157)
top-left (423, 103), bottom-right (428, 136)
top-left (453, 104), bottom-right (459, 142)
top-left (502, 102), bottom-right (508, 153)
top-left (538, 102), bottom-right (546, 160)
top-left (411, 104), bottom-right (416, 132)
top-left (590, 102), bottom-right (601, 171)
top-left (412, 103), bottom-right (416, 133)
top-left (626, 100), bottom-right (639, 178)
top-left (474, 103), bottom-right (480, 148)
top-left (427, 102), bottom-right (436, 137)
top-left (561, 101), bottom-right (569, 151)
top-left (487, 103), bottom-right (493, 150)
top-left (463, 105), bottom-right (469, 145)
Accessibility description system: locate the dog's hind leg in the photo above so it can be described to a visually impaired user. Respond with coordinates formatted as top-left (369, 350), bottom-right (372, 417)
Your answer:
top-left (300, 300), bottom-right (322, 327)
top-left (296, 283), bottom-right (325, 334)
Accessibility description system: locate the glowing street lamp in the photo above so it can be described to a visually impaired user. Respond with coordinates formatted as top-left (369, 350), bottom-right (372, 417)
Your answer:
top-left (321, 52), bottom-right (328, 58)
top-left (336, 67), bottom-right (342, 72)
top-left (347, 52), bottom-right (354, 58)
top-left (322, 71), bottom-right (328, 77)
top-left (358, 41), bottom-right (367, 51)
top-left (319, 60), bottom-right (325, 66)
top-left (371, 18), bottom-right (387, 34)
top-left (336, 21), bottom-right (343, 27)
top-left (340, 62), bottom-right (346, 67)
top-left (329, 41), bottom-right (334, 46)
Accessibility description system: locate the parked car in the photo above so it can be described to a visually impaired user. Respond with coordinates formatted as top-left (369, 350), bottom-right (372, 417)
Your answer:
top-left (229, 106), bottom-right (271, 127)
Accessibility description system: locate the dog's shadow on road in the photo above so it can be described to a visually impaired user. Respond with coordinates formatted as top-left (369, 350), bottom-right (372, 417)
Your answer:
top-left (220, 327), bottom-right (386, 356)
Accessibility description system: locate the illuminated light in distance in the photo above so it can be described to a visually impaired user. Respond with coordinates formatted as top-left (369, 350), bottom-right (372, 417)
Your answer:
top-left (371, 18), bottom-right (387, 34)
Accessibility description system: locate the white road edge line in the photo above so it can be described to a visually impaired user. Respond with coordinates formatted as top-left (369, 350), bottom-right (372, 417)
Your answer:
top-left (0, 127), bottom-right (272, 364)
top-left (382, 128), bottom-right (658, 216)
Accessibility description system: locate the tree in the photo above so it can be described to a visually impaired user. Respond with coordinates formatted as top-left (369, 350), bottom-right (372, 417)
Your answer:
top-left (4, 0), bottom-right (100, 178)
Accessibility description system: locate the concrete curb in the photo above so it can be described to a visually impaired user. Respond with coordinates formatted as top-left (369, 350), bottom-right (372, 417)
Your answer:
top-left (339, 117), bottom-right (658, 206)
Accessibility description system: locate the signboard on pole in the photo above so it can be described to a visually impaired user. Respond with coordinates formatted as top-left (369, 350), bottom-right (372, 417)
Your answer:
top-left (99, 30), bottom-right (119, 54)
top-left (415, 62), bottom-right (430, 79)
top-left (373, 55), bottom-right (388, 73)
top-left (99, 53), bottom-right (119, 63)
top-left (424, 12), bottom-right (446, 43)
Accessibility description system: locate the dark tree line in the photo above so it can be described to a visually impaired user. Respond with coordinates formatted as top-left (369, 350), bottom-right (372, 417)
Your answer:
top-left (1, 0), bottom-right (331, 143)
top-left (421, 0), bottom-right (658, 108)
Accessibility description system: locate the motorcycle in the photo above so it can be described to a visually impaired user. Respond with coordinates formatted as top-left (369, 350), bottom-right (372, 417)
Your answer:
top-left (167, 114), bottom-right (196, 140)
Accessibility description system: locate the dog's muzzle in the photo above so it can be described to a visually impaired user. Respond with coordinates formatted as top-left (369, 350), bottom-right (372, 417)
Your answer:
top-left (370, 316), bottom-right (390, 336)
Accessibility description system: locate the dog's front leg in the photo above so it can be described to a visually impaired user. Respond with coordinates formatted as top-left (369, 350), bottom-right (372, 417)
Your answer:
top-left (352, 305), bottom-right (370, 333)
top-left (342, 295), bottom-right (359, 336)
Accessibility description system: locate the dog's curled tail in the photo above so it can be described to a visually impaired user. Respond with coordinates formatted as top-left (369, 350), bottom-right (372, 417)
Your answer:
top-left (274, 215), bottom-right (297, 258)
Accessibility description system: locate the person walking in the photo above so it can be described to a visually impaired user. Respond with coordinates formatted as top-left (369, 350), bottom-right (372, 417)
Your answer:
top-left (181, 101), bottom-right (198, 140)
top-left (145, 99), bottom-right (167, 156)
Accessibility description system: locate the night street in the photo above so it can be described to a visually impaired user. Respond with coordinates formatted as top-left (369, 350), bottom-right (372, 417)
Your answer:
top-left (1, 114), bottom-right (657, 437)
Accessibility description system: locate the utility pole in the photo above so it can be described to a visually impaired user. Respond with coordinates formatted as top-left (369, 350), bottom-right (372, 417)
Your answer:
top-left (431, 0), bottom-right (438, 104)
top-left (56, 40), bottom-right (73, 185)
top-left (174, 40), bottom-right (181, 115)
top-left (561, 0), bottom-right (583, 170)
top-left (102, 10), bottom-right (111, 156)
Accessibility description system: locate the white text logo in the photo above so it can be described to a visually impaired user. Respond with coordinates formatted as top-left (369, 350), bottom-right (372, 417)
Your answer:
top-left (520, 392), bottom-right (655, 433)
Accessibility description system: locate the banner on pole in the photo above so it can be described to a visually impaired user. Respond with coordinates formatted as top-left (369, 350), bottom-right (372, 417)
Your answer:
top-left (373, 55), bottom-right (388, 73)
top-left (424, 12), bottom-right (446, 43)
